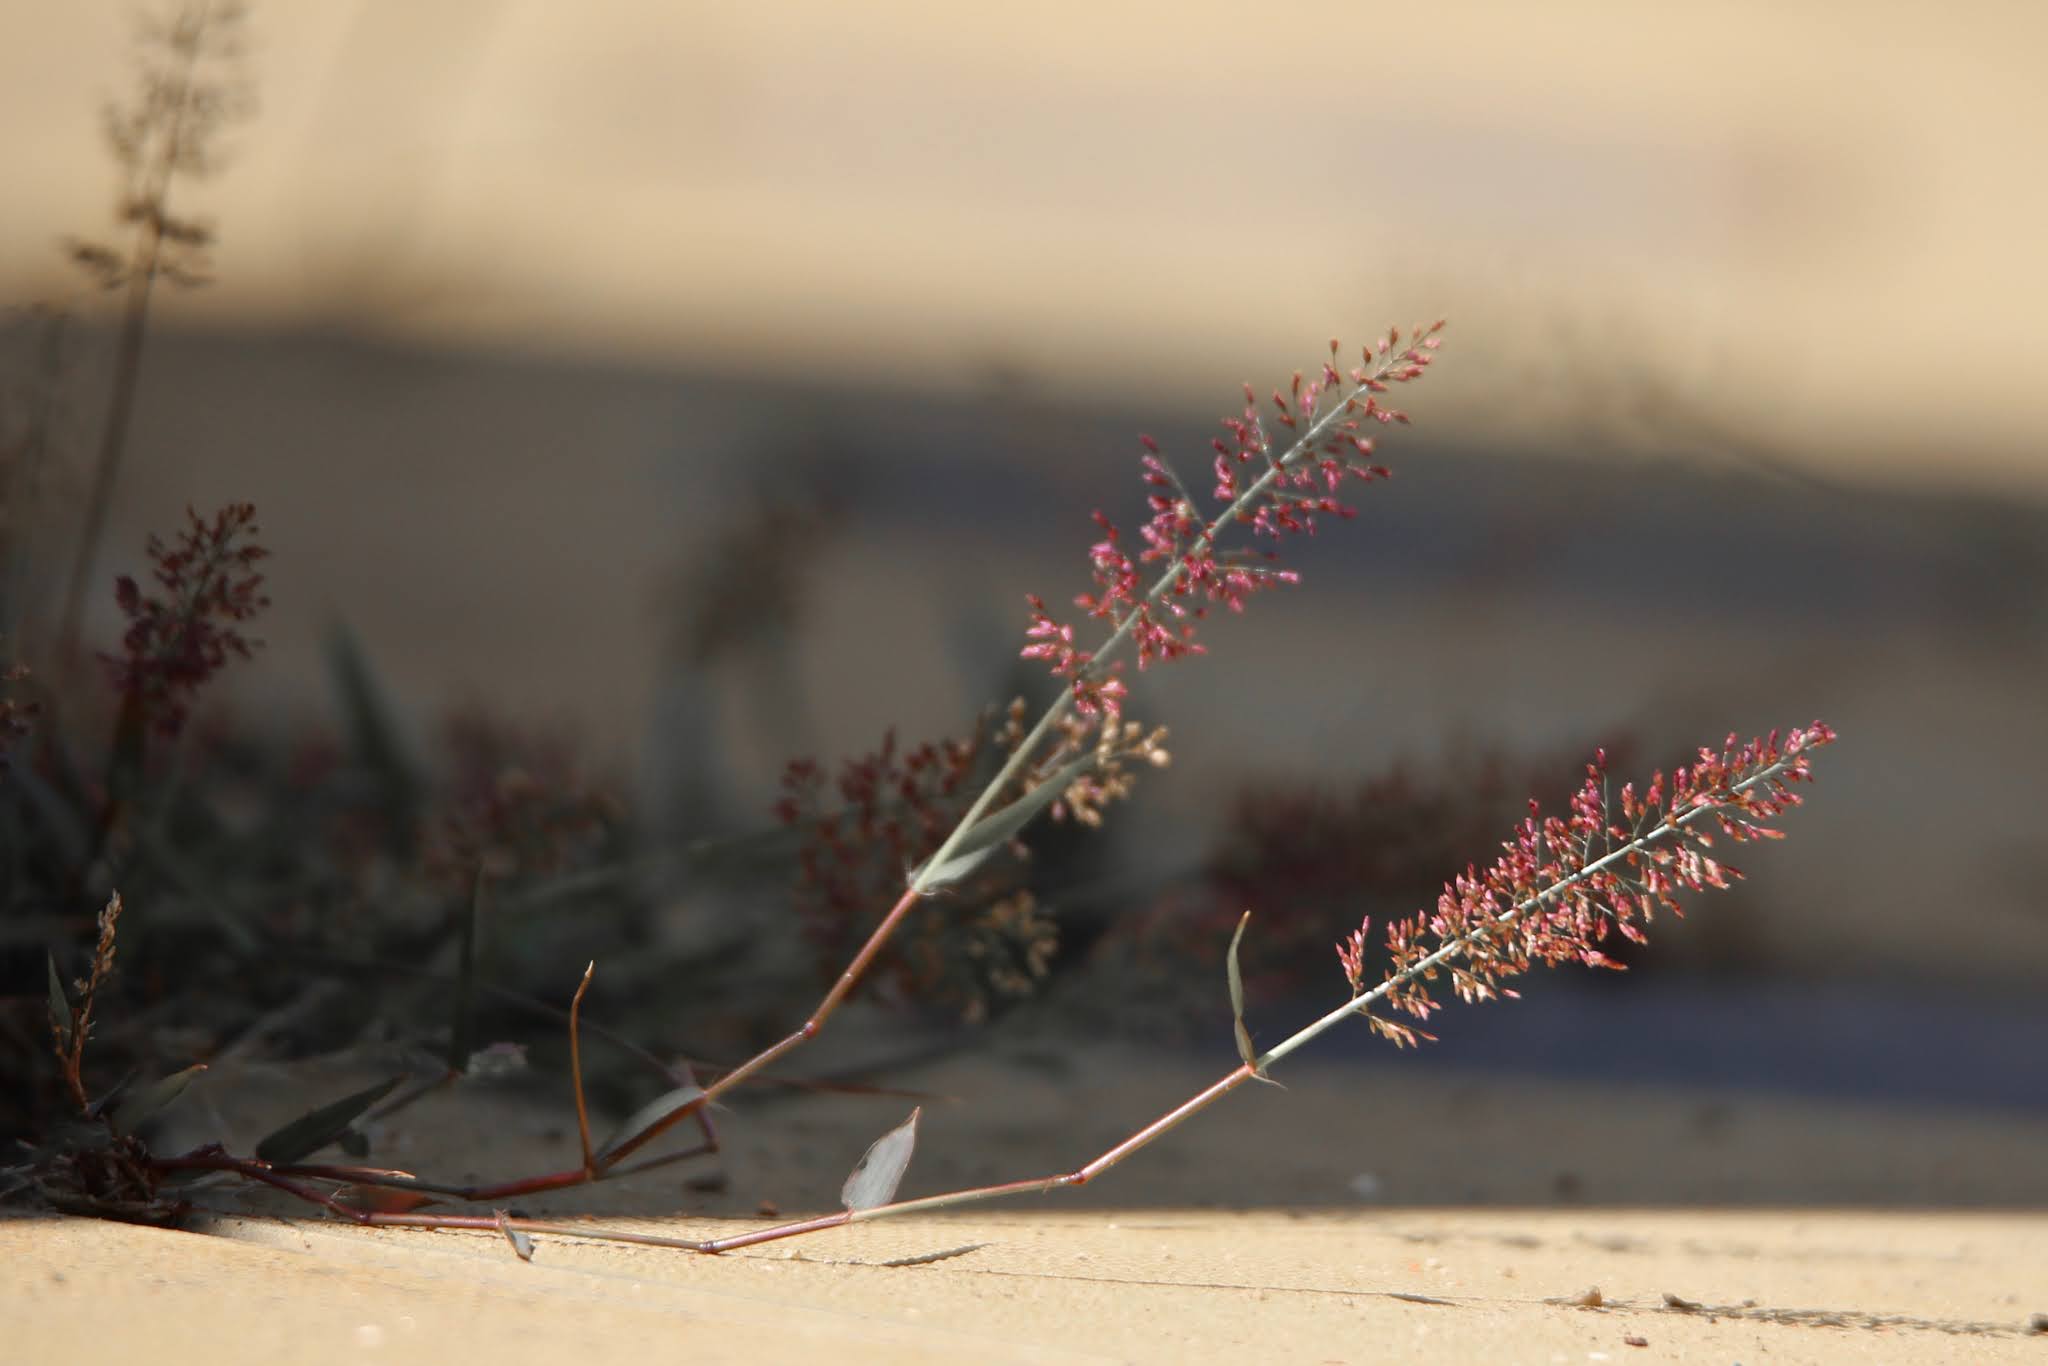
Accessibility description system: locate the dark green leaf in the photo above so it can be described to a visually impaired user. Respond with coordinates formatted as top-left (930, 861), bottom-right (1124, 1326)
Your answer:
top-left (85, 1066), bottom-right (141, 1121)
top-left (446, 877), bottom-right (480, 1074)
top-left (255, 1077), bottom-right (402, 1165)
top-left (324, 623), bottom-right (423, 855)
top-left (105, 694), bottom-right (147, 809)
top-left (680, 824), bottom-right (807, 876)
top-left (497, 862), bottom-right (636, 914)
top-left (842, 1107), bottom-right (920, 1212)
top-left (46, 952), bottom-right (71, 1050)
top-left (13, 762), bottom-right (93, 866)
top-left (111, 1064), bottom-right (206, 1133)
top-left (911, 754), bottom-right (1096, 889)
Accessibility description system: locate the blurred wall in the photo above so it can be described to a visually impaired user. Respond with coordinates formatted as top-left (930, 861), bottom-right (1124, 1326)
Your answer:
top-left (1, 5), bottom-right (2043, 1012)
top-left (2, 1), bottom-right (2044, 494)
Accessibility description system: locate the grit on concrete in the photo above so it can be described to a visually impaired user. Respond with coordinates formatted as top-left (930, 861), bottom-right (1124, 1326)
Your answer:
top-left (13, 1045), bottom-right (2048, 1364)
top-left (10, 1205), bottom-right (2046, 1364)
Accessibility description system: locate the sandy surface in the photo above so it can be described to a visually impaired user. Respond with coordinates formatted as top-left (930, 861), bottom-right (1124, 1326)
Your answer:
top-left (10, 1205), bottom-right (2046, 1364)
top-left (14, 1042), bottom-right (2048, 1363)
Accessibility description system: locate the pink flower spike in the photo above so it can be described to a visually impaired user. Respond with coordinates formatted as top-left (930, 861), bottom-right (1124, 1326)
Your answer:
top-left (1017, 334), bottom-right (1445, 737)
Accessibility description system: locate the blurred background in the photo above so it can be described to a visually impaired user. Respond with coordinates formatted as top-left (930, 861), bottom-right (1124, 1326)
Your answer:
top-left (2, 3), bottom-right (2042, 1212)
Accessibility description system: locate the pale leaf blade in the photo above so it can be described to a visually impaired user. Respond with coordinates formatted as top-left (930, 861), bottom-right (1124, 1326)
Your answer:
top-left (496, 1210), bottom-right (536, 1262)
top-left (911, 755), bottom-right (1095, 888)
top-left (1227, 911), bottom-right (1258, 1072)
top-left (593, 1084), bottom-right (705, 1165)
top-left (842, 1107), bottom-right (921, 1212)
top-left (111, 1063), bottom-right (206, 1133)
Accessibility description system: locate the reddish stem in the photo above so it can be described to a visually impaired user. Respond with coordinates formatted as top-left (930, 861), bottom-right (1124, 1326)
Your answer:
top-left (569, 961), bottom-right (597, 1173)
top-left (592, 884), bottom-right (926, 1168)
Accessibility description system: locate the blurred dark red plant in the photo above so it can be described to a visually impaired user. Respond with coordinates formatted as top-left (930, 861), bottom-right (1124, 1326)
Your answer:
top-left (776, 700), bottom-right (1169, 1018)
top-left (775, 707), bottom-right (1035, 1015)
top-left (0, 661), bottom-right (35, 765)
top-left (423, 707), bottom-right (621, 888)
top-left (1101, 739), bottom-right (1636, 1010)
top-left (100, 501), bottom-right (268, 740)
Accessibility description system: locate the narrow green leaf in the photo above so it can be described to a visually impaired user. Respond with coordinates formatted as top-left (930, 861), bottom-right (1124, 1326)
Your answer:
top-left (111, 1064), bottom-right (206, 1133)
top-left (45, 952), bottom-right (71, 1050)
top-left (681, 824), bottom-right (806, 874)
top-left (105, 692), bottom-right (147, 810)
top-left (496, 862), bottom-right (636, 914)
top-left (84, 1066), bottom-right (140, 1121)
top-left (446, 876), bottom-right (481, 1075)
top-left (255, 1077), bottom-right (403, 1165)
top-left (593, 1084), bottom-right (705, 1165)
top-left (12, 761), bottom-right (93, 866)
top-left (911, 754), bottom-right (1097, 889)
top-left (842, 1107), bottom-right (920, 1212)
top-left (324, 622), bottom-right (423, 855)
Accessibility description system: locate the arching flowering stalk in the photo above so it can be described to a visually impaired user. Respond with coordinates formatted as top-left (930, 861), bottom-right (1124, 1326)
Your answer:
top-left (291, 722), bottom-right (1829, 1257)
top-left (1022, 324), bottom-right (1441, 723)
top-left (1332, 724), bottom-right (1838, 1049)
top-left (653, 724), bottom-right (1834, 1252)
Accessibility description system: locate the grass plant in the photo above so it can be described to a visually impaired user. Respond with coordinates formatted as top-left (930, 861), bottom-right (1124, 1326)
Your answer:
top-left (1, 0), bottom-right (1840, 1266)
top-left (6, 326), bottom-right (1835, 1256)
